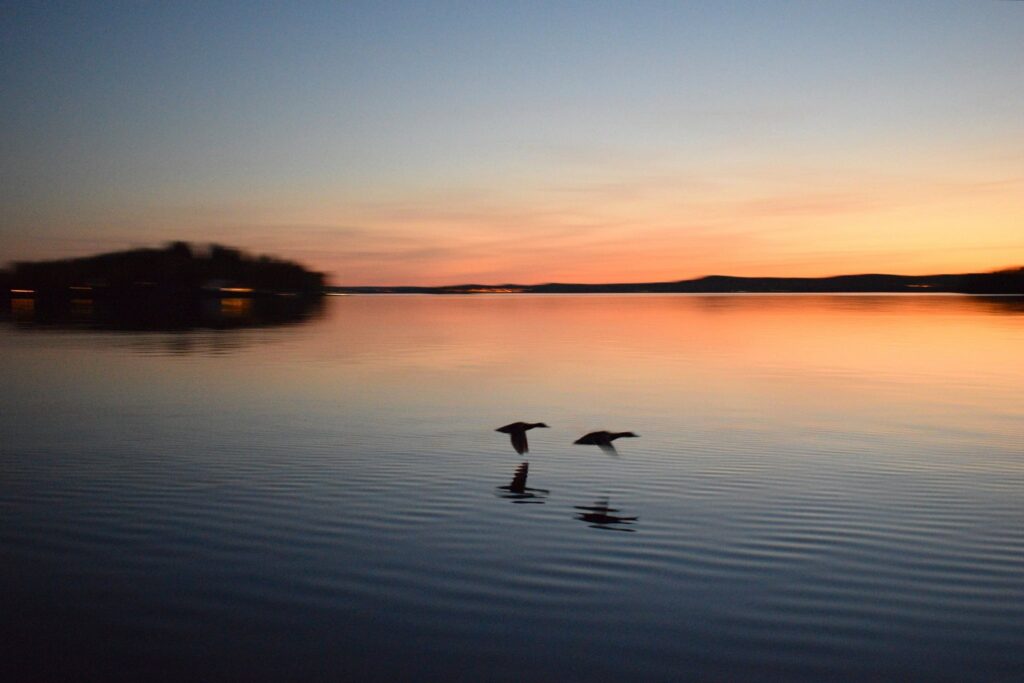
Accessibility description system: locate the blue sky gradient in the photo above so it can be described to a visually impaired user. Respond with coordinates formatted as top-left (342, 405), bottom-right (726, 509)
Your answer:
top-left (3, 1), bottom-right (1022, 283)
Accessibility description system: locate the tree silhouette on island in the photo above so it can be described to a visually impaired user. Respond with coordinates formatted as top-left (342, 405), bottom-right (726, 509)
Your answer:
top-left (0, 243), bottom-right (326, 331)
top-left (1, 242), bottom-right (324, 300)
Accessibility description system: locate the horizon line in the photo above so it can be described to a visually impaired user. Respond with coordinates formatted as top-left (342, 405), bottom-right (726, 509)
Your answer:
top-left (327, 266), bottom-right (1024, 289)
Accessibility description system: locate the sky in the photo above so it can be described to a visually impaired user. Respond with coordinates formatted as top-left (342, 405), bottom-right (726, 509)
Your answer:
top-left (2, 1), bottom-right (1023, 285)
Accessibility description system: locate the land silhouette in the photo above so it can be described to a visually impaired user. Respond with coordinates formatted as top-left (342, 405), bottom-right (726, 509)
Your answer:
top-left (0, 242), bottom-right (324, 330)
top-left (4, 244), bottom-right (1022, 299)
top-left (329, 268), bottom-right (1024, 295)
top-left (1, 242), bottom-right (323, 298)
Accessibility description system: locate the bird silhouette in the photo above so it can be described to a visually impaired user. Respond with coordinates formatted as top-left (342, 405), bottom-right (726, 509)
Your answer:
top-left (495, 422), bottom-right (549, 454)
top-left (573, 430), bottom-right (639, 454)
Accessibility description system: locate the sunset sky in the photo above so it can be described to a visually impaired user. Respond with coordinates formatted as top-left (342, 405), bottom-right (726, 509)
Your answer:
top-left (2, 1), bottom-right (1022, 285)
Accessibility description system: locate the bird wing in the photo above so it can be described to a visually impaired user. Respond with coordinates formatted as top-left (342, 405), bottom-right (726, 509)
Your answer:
top-left (511, 430), bottom-right (528, 454)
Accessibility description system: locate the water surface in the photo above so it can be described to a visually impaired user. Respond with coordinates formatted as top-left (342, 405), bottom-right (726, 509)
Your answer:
top-left (2, 295), bottom-right (1022, 681)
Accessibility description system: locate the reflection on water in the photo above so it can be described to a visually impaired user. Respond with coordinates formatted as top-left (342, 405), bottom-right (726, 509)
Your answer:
top-left (0, 293), bottom-right (323, 332)
top-left (118, 330), bottom-right (269, 356)
top-left (952, 294), bottom-right (1024, 315)
top-left (216, 296), bottom-right (254, 318)
top-left (1, 294), bottom-right (1023, 682)
top-left (0, 294), bottom-right (325, 358)
top-left (574, 498), bottom-right (638, 531)
top-left (10, 296), bottom-right (34, 320)
top-left (70, 298), bottom-right (94, 318)
top-left (495, 462), bottom-right (550, 503)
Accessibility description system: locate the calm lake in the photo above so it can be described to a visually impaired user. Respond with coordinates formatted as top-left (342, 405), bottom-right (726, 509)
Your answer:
top-left (2, 294), bottom-right (1022, 681)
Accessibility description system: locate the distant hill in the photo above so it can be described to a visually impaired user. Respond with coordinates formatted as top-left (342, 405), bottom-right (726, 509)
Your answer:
top-left (329, 269), bottom-right (1024, 295)
top-left (1, 242), bottom-right (325, 299)
top-left (5, 245), bottom-right (1020, 298)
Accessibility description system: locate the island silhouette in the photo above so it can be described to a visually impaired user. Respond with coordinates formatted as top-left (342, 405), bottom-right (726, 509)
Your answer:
top-left (0, 242), bottom-right (324, 330)
top-left (1, 242), bottom-right (323, 297)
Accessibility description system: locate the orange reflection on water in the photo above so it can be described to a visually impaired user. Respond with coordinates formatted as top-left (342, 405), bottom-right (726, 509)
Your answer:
top-left (303, 294), bottom-right (1023, 377)
top-left (270, 294), bottom-right (1024, 448)
top-left (71, 298), bottom-right (94, 318)
top-left (11, 297), bottom-right (34, 321)
top-left (4, 293), bottom-right (1020, 474)
top-left (220, 297), bottom-right (253, 318)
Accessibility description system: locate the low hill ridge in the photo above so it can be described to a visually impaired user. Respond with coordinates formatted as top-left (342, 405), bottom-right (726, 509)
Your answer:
top-left (330, 269), bottom-right (1024, 295)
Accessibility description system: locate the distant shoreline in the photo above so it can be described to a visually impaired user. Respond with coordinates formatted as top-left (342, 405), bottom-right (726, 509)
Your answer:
top-left (4, 246), bottom-right (1021, 298)
top-left (327, 270), bottom-right (1024, 295)
top-left (326, 291), bottom-right (1024, 297)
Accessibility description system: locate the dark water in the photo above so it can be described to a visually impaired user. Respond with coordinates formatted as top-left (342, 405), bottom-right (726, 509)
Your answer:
top-left (2, 295), bottom-right (1022, 681)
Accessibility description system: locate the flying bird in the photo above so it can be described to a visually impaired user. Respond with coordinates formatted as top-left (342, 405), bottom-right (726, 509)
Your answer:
top-left (573, 430), bottom-right (639, 454)
top-left (495, 421), bottom-right (549, 455)
top-left (574, 431), bottom-right (639, 445)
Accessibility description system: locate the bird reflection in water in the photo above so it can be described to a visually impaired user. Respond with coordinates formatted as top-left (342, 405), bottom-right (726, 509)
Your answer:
top-left (496, 462), bottom-right (549, 504)
top-left (574, 498), bottom-right (638, 532)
